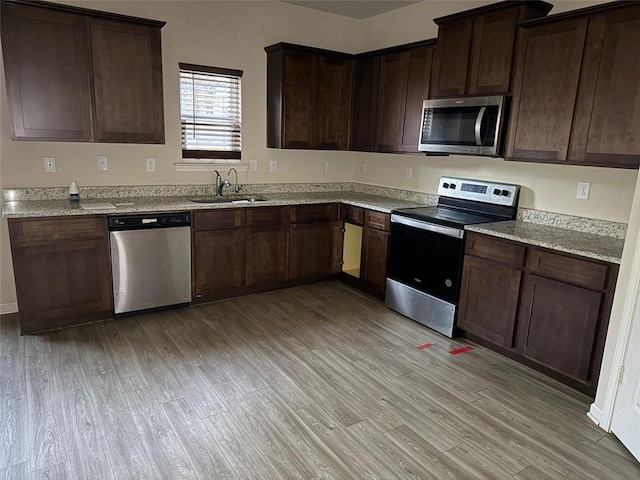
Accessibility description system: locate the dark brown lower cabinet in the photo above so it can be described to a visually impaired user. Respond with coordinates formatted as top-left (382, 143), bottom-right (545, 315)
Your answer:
top-left (517, 274), bottom-right (603, 382)
top-left (289, 221), bottom-right (343, 281)
top-left (245, 225), bottom-right (288, 287)
top-left (8, 217), bottom-right (112, 333)
top-left (193, 228), bottom-right (244, 301)
top-left (457, 255), bottom-right (521, 348)
top-left (361, 227), bottom-right (389, 295)
top-left (458, 232), bottom-right (617, 396)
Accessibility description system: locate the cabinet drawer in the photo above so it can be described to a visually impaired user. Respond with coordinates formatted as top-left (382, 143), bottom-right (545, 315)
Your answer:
top-left (193, 209), bottom-right (243, 230)
top-left (245, 206), bottom-right (288, 226)
top-left (527, 249), bottom-right (608, 291)
top-left (290, 203), bottom-right (339, 223)
top-left (365, 210), bottom-right (390, 231)
top-left (465, 232), bottom-right (525, 268)
top-left (9, 216), bottom-right (106, 246)
top-left (342, 204), bottom-right (365, 225)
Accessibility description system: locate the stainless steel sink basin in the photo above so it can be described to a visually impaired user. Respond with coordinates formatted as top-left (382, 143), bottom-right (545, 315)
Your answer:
top-left (189, 196), bottom-right (267, 204)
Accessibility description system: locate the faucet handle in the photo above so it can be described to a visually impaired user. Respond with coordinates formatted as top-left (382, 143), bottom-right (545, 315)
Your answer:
top-left (235, 184), bottom-right (244, 195)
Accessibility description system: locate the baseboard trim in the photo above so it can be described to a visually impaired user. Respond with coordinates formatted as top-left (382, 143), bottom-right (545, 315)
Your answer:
top-left (587, 403), bottom-right (603, 427)
top-left (0, 302), bottom-right (18, 314)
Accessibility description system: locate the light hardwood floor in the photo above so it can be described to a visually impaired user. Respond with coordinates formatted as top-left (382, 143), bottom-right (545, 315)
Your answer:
top-left (0, 281), bottom-right (638, 479)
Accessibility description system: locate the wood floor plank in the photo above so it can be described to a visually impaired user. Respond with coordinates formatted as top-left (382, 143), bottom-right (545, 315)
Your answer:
top-left (25, 354), bottom-right (64, 472)
top-left (1, 281), bottom-right (637, 480)
top-left (0, 353), bottom-right (28, 469)
top-left (123, 388), bottom-right (198, 480)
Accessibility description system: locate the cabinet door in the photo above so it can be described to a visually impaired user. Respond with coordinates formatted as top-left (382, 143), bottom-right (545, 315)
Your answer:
top-left (289, 222), bottom-right (339, 280)
top-left (517, 274), bottom-right (602, 382)
top-left (350, 56), bottom-right (380, 152)
top-left (0, 3), bottom-right (93, 141)
top-left (375, 52), bottom-right (409, 152)
top-left (12, 239), bottom-right (112, 333)
top-left (316, 55), bottom-right (352, 150)
top-left (430, 17), bottom-right (473, 98)
top-left (505, 18), bottom-right (588, 161)
top-left (245, 225), bottom-right (288, 287)
top-left (193, 229), bottom-right (244, 298)
top-left (467, 7), bottom-right (520, 95)
top-left (90, 18), bottom-right (164, 143)
top-left (361, 227), bottom-right (389, 295)
top-left (457, 255), bottom-right (521, 348)
top-left (282, 50), bottom-right (317, 149)
top-left (569, 5), bottom-right (640, 167)
top-left (400, 46), bottom-right (433, 153)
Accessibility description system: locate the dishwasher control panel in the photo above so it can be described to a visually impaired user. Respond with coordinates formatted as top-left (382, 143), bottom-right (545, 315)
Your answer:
top-left (108, 212), bottom-right (191, 230)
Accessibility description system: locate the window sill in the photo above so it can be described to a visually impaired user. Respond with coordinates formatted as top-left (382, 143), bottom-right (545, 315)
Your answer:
top-left (174, 162), bottom-right (248, 172)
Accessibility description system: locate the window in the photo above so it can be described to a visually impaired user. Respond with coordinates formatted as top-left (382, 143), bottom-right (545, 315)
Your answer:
top-left (179, 63), bottom-right (242, 160)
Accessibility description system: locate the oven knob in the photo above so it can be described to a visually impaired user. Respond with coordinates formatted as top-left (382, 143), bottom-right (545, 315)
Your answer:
top-left (501, 189), bottom-right (510, 196)
top-left (443, 183), bottom-right (450, 189)
top-left (450, 184), bottom-right (456, 189)
top-left (493, 188), bottom-right (501, 195)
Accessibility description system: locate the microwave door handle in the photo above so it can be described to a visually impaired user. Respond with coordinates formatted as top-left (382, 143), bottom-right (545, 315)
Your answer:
top-left (474, 106), bottom-right (487, 146)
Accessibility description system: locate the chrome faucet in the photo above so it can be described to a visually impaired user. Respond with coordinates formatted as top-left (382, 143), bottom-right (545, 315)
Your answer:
top-left (228, 168), bottom-right (243, 195)
top-left (214, 170), bottom-right (231, 197)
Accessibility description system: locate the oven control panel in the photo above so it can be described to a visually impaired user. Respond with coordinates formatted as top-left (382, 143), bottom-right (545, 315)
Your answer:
top-left (437, 176), bottom-right (519, 207)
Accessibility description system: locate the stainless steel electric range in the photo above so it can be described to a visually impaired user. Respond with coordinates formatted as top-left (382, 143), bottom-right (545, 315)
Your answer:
top-left (385, 176), bottom-right (520, 337)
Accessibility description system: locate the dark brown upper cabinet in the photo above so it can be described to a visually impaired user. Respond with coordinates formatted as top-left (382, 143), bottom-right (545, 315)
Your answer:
top-left (266, 43), bottom-right (352, 150)
top-left (349, 56), bottom-right (381, 152)
top-left (1, 0), bottom-right (165, 144)
top-left (506, 2), bottom-right (640, 168)
top-left (375, 44), bottom-right (434, 153)
top-left (430, 1), bottom-right (552, 98)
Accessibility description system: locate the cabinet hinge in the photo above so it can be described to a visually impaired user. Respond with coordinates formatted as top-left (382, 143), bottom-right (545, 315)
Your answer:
top-left (339, 261), bottom-right (344, 266)
top-left (617, 365), bottom-right (625, 384)
top-left (341, 228), bottom-right (346, 233)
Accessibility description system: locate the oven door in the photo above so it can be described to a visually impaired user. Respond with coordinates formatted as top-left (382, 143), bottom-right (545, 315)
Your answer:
top-left (386, 216), bottom-right (464, 304)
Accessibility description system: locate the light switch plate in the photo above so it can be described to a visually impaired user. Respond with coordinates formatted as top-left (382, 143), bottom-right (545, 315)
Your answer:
top-left (44, 157), bottom-right (56, 173)
top-left (269, 160), bottom-right (277, 173)
top-left (325, 160), bottom-right (333, 173)
top-left (145, 158), bottom-right (156, 172)
top-left (97, 155), bottom-right (108, 171)
top-left (361, 161), bottom-right (367, 174)
top-left (249, 160), bottom-right (258, 172)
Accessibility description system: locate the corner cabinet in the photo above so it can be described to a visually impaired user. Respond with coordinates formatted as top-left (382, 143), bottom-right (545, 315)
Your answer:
top-left (458, 232), bottom-right (618, 397)
top-left (266, 44), bottom-right (352, 150)
top-left (430, 1), bottom-right (552, 97)
top-left (506, 2), bottom-right (640, 168)
top-left (1, 0), bottom-right (165, 143)
top-left (8, 216), bottom-right (113, 334)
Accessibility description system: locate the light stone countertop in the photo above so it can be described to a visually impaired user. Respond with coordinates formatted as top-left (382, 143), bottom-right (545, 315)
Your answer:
top-left (1, 191), bottom-right (424, 218)
top-left (466, 220), bottom-right (624, 264)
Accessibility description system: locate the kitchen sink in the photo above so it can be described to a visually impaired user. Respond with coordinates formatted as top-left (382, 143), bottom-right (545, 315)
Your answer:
top-left (189, 196), bottom-right (267, 204)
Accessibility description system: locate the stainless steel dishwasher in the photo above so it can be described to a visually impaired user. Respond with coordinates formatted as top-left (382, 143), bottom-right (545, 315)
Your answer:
top-left (108, 212), bottom-right (191, 315)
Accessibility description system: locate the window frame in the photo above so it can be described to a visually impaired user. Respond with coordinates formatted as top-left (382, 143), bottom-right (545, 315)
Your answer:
top-left (179, 62), bottom-right (243, 160)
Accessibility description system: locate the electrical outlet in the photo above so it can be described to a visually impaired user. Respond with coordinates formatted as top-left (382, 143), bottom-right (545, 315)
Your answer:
top-left (249, 160), bottom-right (258, 172)
top-left (405, 166), bottom-right (413, 179)
top-left (325, 160), bottom-right (333, 173)
top-left (44, 157), bottom-right (56, 173)
top-left (577, 181), bottom-right (591, 200)
top-left (362, 161), bottom-right (367, 174)
top-left (269, 160), bottom-right (277, 173)
top-left (97, 155), bottom-right (108, 171)
top-left (145, 158), bottom-right (156, 172)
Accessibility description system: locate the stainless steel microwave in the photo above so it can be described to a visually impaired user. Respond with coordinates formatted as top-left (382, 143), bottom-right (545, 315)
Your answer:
top-left (418, 96), bottom-right (508, 157)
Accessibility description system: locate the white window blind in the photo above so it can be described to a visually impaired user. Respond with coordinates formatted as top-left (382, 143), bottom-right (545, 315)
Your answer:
top-left (179, 63), bottom-right (242, 159)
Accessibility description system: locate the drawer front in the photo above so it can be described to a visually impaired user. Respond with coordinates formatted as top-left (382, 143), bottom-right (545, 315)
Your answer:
top-left (9, 216), bottom-right (106, 246)
top-left (527, 249), bottom-right (608, 291)
top-left (365, 210), bottom-right (390, 232)
top-left (343, 204), bottom-right (365, 225)
top-left (193, 209), bottom-right (243, 230)
top-left (290, 203), bottom-right (339, 224)
top-left (245, 206), bottom-right (288, 226)
top-left (465, 232), bottom-right (525, 268)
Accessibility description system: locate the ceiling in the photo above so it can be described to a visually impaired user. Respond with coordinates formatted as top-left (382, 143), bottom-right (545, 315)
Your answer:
top-left (280, 1), bottom-right (422, 19)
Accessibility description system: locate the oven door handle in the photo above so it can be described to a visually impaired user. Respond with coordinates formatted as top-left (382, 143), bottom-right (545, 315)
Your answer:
top-left (391, 214), bottom-right (464, 239)
top-left (474, 106), bottom-right (486, 146)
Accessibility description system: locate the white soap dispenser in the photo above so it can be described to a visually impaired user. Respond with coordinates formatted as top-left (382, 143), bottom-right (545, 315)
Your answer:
top-left (69, 181), bottom-right (80, 202)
